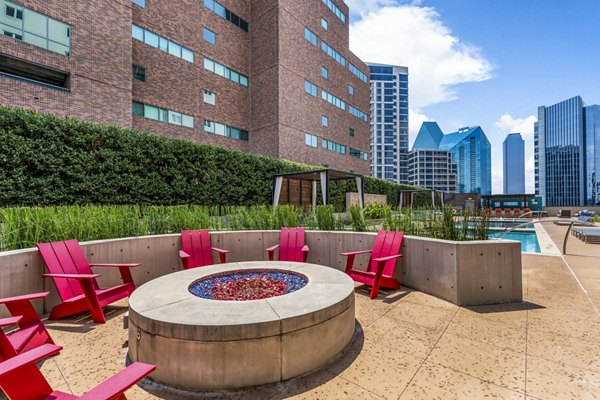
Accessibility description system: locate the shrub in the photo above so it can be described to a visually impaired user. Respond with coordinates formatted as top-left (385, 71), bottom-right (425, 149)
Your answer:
top-left (0, 106), bottom-right (413, 208)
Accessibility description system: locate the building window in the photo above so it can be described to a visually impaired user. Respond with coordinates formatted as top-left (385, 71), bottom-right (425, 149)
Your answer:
top-left (203, 0), bottom-right (248, 32)
top-left (203, 28), bottom-right (216, 45)
top-left (305, 133), bottom-right (318, 147)
top-left (132, 65), bottom-right (146, 82)
top-left (304, 27), bottom-right (317, 46)
top-left (322, 115), bottom-right (328, 127)
top-left (132, 25), bottom-right (194, 63)
top-left (132, 101), bottom-right (194, 128)
top-left (203, 57), bottom-right (248, 86)
top-left (349, 105), bottom-right (368, 122)
top-left (321, 40), bottom-right (345, 66)
top-left (321, 89), bottom-right (346, 110)
top-left (322, 139), bottom-right (346, 154)
top-left (321, 17), bottom-right (328, 30)
top-left (350, 148), bottom-right (368, 160)
top-left (132, 0), bottom-right (145, 7)
top-left (0, 1), bottom-right (70, 56)
top-left (304, 80), bottom-right (317, 97)
top-left (0, 53), bottom-right (69, 90)
top-left (203, 119), bottom-right (249, 141)
top-left (321, 66), bottom-right (328, 79)
top-left (203, 90), bottom-right (216, 105)
top-left (349, 128), bottom-right (354, 137)
top-left (322, 0), bottom-right (346, 23)
top-left (349, 63), bottom-right (367, 83)
top-left (348, 85), bottom-right (354, 96)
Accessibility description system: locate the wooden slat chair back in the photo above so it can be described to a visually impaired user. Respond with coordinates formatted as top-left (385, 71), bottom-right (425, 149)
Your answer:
top-left (0, 344), bottom-right (155, 400)
top-left (37, 239), bottom-right (140, 324)
top-left (179, 230), bottom-right (228, 269)
top-left (342, 230), bottom-right (404, 299)
top-left (0, 292), bottom-right (54, 362)
top-left (266, 227), bottom-right (310, 262)
top-left (37, 240), bottom-right (97, 302)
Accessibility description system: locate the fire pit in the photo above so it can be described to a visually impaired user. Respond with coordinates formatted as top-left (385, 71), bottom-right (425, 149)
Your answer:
top-left (189, 269), bottom-right (308, 301)
top-left (127, 261), bottom-right (355, 391)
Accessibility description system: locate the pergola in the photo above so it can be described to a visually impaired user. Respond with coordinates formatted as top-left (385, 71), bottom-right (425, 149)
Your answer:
top-left (398, 189), bottom-right (446, 209)
top-left (272, 169), bottom-right (365, 208)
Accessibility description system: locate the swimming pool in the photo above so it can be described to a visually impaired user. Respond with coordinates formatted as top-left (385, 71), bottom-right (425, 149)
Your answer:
top-left (490, 231), bottom-right (541, 253)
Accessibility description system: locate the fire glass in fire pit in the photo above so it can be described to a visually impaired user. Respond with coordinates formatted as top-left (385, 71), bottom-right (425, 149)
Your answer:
top-left (189, 269), bottom-right (308, 301)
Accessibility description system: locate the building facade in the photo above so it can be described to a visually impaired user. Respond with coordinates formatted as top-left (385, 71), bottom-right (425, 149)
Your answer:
top-left (534, 96), bottom-right (600, 206)
top-left (585, 105), bottom-right (600, 205)
top-left (0, 0), bottom-right (371, 174)
top-left (408, 122), bottom-right (457, 192)
top-left (367, 63), bottom-right (409, 183)
top-left (503, 133), bottom-right (525, 194)
top-left (439, 126), bottom-right (491, 195)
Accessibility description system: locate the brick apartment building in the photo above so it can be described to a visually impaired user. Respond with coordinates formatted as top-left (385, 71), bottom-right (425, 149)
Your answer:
top-left (0, 0), bottom-right (370, 174)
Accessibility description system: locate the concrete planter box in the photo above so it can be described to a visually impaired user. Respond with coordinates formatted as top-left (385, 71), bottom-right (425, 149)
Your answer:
top-left (0, 231), bottom-right (522, 317)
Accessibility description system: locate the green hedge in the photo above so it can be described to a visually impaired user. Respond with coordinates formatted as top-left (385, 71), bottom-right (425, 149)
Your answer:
top-left (0, 106), bottom-right (413, 207)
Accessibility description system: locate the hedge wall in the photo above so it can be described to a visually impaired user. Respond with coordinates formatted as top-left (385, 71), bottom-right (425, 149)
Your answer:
top-left (0, 107), bottom-right (414, 207)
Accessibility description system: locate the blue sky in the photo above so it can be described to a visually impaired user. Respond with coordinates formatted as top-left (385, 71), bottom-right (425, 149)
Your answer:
top-left (346, 0), bottom-right (600, 193)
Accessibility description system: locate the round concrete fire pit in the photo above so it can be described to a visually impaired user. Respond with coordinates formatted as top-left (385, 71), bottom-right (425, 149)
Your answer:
top-left (127, 261), bottom-right (355, 391)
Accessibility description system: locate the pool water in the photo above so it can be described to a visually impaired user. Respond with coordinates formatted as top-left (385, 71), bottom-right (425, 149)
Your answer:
top-left (490, 231), bottom-right (541, 253)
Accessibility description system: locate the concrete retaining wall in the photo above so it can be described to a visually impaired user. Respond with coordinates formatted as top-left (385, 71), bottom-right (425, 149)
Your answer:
top-left (0, 231), bottom-right (522, 316)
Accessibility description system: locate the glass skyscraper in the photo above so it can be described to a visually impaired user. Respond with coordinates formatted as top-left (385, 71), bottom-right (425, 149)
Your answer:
top-left (503, 133), bottom-right (525, 194)
top-left (585, 105), bottom-right (600, 205)
top-left (438, 126), bottom-right (492, 195)
top-left (367, 63), bottom-right (409, 183)
top-left (533, 96), bottom-right (600, 206)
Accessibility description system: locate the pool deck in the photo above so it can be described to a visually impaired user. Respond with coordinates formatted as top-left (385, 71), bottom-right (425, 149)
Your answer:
top-left (30, 222), bottom-right (600, 399)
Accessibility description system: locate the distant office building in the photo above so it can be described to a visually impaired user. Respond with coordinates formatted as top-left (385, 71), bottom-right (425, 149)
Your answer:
top-left (409, 122), bottom-right (457, 192)
top-left (503, 133), bottom-right (525, 194)
top-left (585, 105), bottom-right (600, 205)
top-left (367, 63), bottom-right (409, 183)
top-left (439, 126), bottom-right (492, 195)
top-left (535, 96), bottom-right (600, 206)
top-left (0, 0), bottom-right (371, 174)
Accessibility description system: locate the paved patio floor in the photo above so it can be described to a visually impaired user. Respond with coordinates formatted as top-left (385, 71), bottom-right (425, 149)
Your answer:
top-left (33, 222), bottom-right (600, 399)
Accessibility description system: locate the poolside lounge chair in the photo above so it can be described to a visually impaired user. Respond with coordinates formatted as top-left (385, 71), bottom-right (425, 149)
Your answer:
top-left (341, 230), bottom-right (404, 299)
top-left (513, 209), bottom-right (522, 217)
top-left (557, 209), bottom-right (572, 218)
top-left (0, 344), bottom-right (155, 400)
top-left (504, 208), bottom-right (512, 217)
top-left (266, 227), bottom-right (310, 262)
top-left (495, 209), bottom-right (502, 217)
top-left (179, 229), bottom-right (229, 269)
top-left (0, 292), bottom-right (54, 361)
top-left (37, 239), bottom-right (141, 324)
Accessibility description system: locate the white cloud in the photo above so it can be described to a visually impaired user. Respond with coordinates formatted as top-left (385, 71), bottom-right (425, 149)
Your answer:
top-left (349, 5), bottom-right (493, 110)
top-left (491, 114), bottom-right (537, 194)
top-left (408, 109), bottom-right (431, 148)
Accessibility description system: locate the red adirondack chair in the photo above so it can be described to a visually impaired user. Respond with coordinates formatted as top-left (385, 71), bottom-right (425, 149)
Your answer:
top-left (341, 230), bottom-right (404, 299)
top-left (0, 292), bottom-right (54, 362)
top-left (0, 343), bottom-right (155, 400)
top-left (266, 227), bottom-right (309, 262)
top-left (179, 230), bottom-right (229, 270)
top-left (37, 239), bottom-right (141, 324)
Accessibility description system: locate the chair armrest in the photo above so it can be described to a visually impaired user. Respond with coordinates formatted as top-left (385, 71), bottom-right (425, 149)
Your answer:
top-left (179, 250), bottom-right (190, 259)
top-left (340, 249), bottom-right (372, 257)
top-left (90, 263), bottom-right (141, 268)
top-left (0, 292), bottom-right (50, 305)
top-left (373, 254), bottom-right (403, 263)
top-left (79, 362), bottom-right (156, 400)
top-left (265, 244), bottom-right (279, 252)
top-left (42, 273), bottom-right (101, 280)
top-left (0, 344), bottom-right (62, 377)
top-left (211, 247), bottom-right (229, 254)
top-left (301, 245), bottom-right (309, 253)
top-left (0, 316), bottom-right (22, 328)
